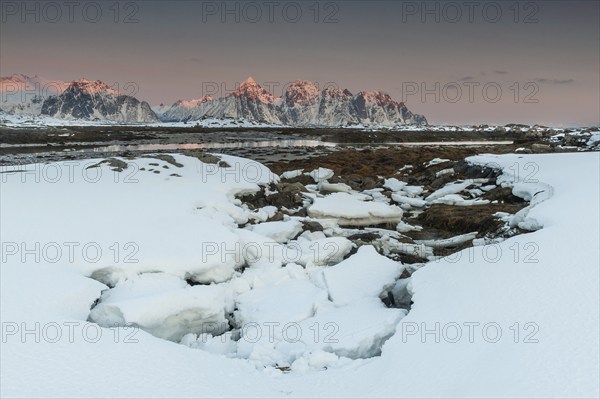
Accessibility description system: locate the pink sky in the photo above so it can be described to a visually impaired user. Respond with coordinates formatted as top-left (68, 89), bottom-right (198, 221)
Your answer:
top-left (1, 1), bottom-right (598, 126)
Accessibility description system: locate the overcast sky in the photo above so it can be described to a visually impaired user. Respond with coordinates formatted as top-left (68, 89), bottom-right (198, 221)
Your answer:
top-left (1, 0), bottom-right (598, 126)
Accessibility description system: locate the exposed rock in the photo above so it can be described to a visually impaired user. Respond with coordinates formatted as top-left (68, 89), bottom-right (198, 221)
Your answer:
top-left (415, 203), bottom-right (525, 236)
top-left (482, 187), bottom-right (526, 204)
top-left (86, 158), bottom-right (128, 172)
top-left (267, 212), bottom-right (285, 222)
top-left (531, 143), bottom-right (553, 153)
top-left (331, 174), bottom-right (378, 191)
top-left (240, 185), bottom-right (305, 211)
top-left (453, 161), bottom-right (499, 180)
top-left (347, 232), bottom-right (380, 242)
top-left (276, 182), bottom-right (308, 193)
top-left (41, 79), bottom-right (158, 123)
top-left (302, 220), bottom-right (324, 232)
top-left (182, 151), bottom-right (221, 164)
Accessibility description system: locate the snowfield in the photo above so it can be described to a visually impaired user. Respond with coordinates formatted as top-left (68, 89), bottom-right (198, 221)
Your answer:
top-left (1, 151), bottom-right (598, 398)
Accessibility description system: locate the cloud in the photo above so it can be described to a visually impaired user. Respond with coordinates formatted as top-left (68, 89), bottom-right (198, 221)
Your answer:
top-left (494, 70), bottom-right (508, 75)
top-left (189, 57), bottom-right (203, 64)
top-left (534, 78), bottom-right (575, 84)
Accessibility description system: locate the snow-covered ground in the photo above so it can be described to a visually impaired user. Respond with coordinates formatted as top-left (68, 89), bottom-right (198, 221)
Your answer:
top-left (0, 112), bottom-right (288, 129)
top-left (1, 151), bottom-right (598, 397)
top-left (3, 110), bottom-right (599, 141)
top-left (0, 111), bottom-right (419, 130)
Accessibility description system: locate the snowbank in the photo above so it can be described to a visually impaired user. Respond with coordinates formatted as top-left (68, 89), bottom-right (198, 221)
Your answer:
top-left (1, 152), bottom-right (598, 398)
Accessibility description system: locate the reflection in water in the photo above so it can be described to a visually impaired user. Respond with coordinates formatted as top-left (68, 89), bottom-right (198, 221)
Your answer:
top-left (91, 140), bottom-right (336, 152)
top-left (89, 140), bottom-right (513, 153)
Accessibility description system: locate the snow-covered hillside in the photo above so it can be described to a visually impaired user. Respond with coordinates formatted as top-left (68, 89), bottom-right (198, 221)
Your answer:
top-left (0, 151), bottom-right (598, 397)
top-left (159, 96), bottom-right (214, 121)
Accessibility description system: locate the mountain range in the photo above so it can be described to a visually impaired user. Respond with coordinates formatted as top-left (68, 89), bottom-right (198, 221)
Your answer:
top-left (0, 74), bottom-right (427, 126)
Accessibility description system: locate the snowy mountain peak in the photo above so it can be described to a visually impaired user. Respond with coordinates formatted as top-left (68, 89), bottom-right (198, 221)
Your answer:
top-left (356, 91), bottom-right (394, 106)
top-left (231, 77), bottom-right (276, 103)
top-left (68, 79), bottom-right (119, 96)
top-left (285, 80), bottom-right (320, 106)
top-left (321, 86), bottom-right (354, 99)
top-left (243, 76), bottom-right (257, 85)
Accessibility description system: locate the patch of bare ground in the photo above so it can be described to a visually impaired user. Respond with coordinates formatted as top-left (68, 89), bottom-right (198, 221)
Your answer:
top-left (261, 146), bottom-right (535, 269)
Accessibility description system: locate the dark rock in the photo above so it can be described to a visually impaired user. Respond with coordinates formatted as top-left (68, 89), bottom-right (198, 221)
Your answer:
top-left (268, 212), bottom-right (285, 222)
top-left (430, 174), bottom-right (457, 190)
top-left (276, 182), bottom-right (308, 193)
top-left (483, 187), bottom-right (525, 204)
top-left (284, 174), bottom-right (314, 186)
top-left (333, 174), bottom-right (378, 190)
top-left (302, 221), bottom-right (324, 232)
top-left (347, 232), bottom-right (380, 242)
top-left (453, 160), bottom-right (499, 180)
top-left (417, 203), bottom-right (525, 236)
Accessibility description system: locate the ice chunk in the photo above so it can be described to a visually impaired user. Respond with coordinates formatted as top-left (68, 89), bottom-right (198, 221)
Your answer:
top-left (425, 158), bottom-right (450, 167)
top-left (431, 194), bottom-right (490, 206)
top-left (292, 237), bottom-right (354, 267)
top-left (426, 180), bottom-right (475, 202)
top-left (317, 181), bottom-right (352, 193)
top-left (280, 169), bottom-right (304, 179)
top-left (363, 188), bottom-right (390, 203)
top-left (587, 133), bottom-right (600, 146)
top-left (391, 193), bottom-right (426, 208)
top-left (236, 229), bottom-right (285, 268)
top-left (323, 246), bottom-right (404, 306)
top-left (400, 185), bottom-right (424, 197)
top-left (381, 238), bottom-right (434, 259)
top-left (89, 273), bottom-right (232, 342)
top-left (307, 167), bottom-right (334, 183)
top-left (396, 221), bottom-right (423, 233)
top-left (308, 192), bottom-right (403, 226)
top-left (247, 205), bottom-right (278, 223)
top-left (250, 220), bottom-right (303, 243)
top-left (415, 232), bottom-right (477, 248)
top-left (435, 168), bottom-right (454, 177)
top-left (383, 178), bottom-right (407, 192)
